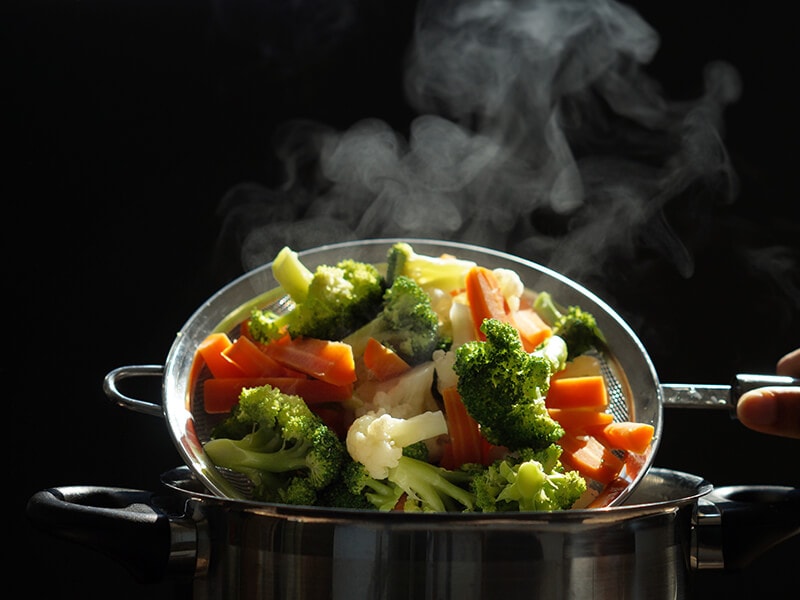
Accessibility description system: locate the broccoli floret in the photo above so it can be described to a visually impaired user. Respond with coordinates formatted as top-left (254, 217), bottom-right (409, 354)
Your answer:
top-left (249, 247), bottom-right (386, 343)
top-left (344, 275), bottom-right (444, 365)
top-left (532, 291), bottom-right (607, 361)
top-left (453, 318), bottom-right (567, 451)
top-left (288, 260), bottom-right (386, 340)
top-left (246, 308), bottom-right (292, 343)
top-left (386, 242), bottom-right (476, 294)
top-left (204, 384), bottom-right (346, 505)
top-left (319, 458), bottom-right (404, 510)
top-left (470, 445), bottom-right (586, 512)
top-left (390, 455), bottom-right (476, 512)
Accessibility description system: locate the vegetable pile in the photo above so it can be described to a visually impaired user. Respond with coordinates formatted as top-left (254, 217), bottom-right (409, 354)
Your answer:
top-left (193, 242), bottom-right (655, 511)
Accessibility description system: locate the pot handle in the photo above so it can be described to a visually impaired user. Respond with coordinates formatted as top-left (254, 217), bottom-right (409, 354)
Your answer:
top-left (695, 484), bottom-right (800, 570)
top-left (104, 364), bottom-right (165, 417)
top-left (26, 485), bottom-right (197, 583)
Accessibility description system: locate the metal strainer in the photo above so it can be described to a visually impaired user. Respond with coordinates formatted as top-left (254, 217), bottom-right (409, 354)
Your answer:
top-left (102, 238), bottom-right (679, 507)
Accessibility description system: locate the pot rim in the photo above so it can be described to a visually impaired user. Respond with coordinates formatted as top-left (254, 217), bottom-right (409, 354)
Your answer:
top-left (160, 465), bottom-right (712, 522)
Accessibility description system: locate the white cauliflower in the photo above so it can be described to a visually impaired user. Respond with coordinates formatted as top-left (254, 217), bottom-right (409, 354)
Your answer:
top-left (353, 362), bottom-right (439, 419)
top-left (493, 267), bottom-right (524, 312)
top-left (346, 410), bottom-right (449, 479)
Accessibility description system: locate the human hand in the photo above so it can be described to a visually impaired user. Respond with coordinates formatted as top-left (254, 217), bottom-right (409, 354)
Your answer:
top-left (736, 348), bottom-right (800, 439)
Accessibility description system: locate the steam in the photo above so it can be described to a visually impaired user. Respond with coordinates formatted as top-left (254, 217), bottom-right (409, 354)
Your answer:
top-left (219, 0), bottom-right (742, 290)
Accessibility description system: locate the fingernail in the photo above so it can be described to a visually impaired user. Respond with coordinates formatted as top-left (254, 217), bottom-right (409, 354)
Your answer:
top-left (738, 390), bottom-right (778, 425)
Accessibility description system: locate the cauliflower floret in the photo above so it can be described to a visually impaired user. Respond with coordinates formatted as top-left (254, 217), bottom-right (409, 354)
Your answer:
top-left (346, 410), bottom-right (449, 479)
top-left (353, 362), bottom-right (439, 419)
top-left (493, 268), bottom-right (524, 312)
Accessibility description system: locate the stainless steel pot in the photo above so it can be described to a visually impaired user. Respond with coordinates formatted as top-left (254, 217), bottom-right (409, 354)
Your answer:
top-left (27, 467), bottom-right (799, 599)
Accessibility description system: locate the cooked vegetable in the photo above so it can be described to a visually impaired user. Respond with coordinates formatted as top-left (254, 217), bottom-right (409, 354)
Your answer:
top-left (532, 291), bottom-right (607, 361)
top-left (453, 318), bottom-right (567, 451)
top-left (196, 242), bottom-right (645, 512)
top-left (546, 408), bottom-right (614, 432)
top-left (470, 445), bottom-right (587, 512)
top-left (591, 421), bottom-right (655, 454)
top-left (558, 432), bottom-right (625, 486)
top-left (197, 332), bottom-right (247, 379)
top-left (263, 336), bottom-right (356, 387)
top-left (439, 385), bottom-right (485, 469)
top-left (545, 375), bottom-right (609, 409)
top-left (344, 275), bottom-right (444, 365)
top-left (204, 384), bottom-right (346, 504)
top-left (203, 377), bottom-right (353, 414)
top-left (362, 337), bottom-right (412, 381)
top-left (386, 241), bottom-right (475, 294)
top-left (345, 410), bottom-right (448, 479)
top-left (221, 335), bottom-right (291, 378)
top-left (250, 248), bottom-right (385, 343)
top-left (465, 266), bottom-right (553, 351)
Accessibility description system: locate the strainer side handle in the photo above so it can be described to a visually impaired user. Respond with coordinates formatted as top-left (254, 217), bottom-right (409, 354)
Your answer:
top-left (104, 365), bottom-right (165, 418)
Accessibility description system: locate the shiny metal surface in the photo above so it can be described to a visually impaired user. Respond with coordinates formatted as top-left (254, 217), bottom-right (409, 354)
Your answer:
top-left (157, 466), bottom-right (709, 600)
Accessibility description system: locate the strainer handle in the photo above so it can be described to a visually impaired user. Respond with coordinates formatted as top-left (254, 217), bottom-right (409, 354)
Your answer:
top-left (104, 365), bottom-right (165, 418)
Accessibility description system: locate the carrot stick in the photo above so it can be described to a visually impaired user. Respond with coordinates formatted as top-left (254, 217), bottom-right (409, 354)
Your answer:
top-left (545, 375), bottom-right (608, 409)
top-left (548, 408), bottom-right (614, 433)
top-left (221, 334), bottom-right (293, 378)
top-left (203, 377), bottom-right (353, 414)
top-left (440, 386), bottom-right (485, 468)
top-left (558, 432), bottom-right (625, 486)
top-left (196, 333), bottom-right (246, 379)
top-left (591, 421), bottom-right (655, 454)
top-left (264, 336), bottom-right (356, 386)
top-left (510, 308), bottom-right (553, 352)
top-left (465, 266), bottom-right (511, 338)
top-left (363, 337), bottom-right (412, 381)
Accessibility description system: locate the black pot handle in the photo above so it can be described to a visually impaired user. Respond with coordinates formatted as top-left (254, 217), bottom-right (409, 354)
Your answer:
top-left (696, 484), bottom-right (800, 570)
top-left (26, 486), bottom-right (196, 583)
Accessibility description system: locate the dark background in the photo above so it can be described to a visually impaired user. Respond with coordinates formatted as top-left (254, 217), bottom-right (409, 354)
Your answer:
top-left (6, 1), bottom-right (798, 598)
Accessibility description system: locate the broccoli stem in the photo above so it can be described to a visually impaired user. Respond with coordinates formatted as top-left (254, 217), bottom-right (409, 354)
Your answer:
top-left (204, 437), bottom-right (312, 474)
top-left (272, 246), bottom-right (313, 303)
top-left (389, 456), bottom-right (475, 512)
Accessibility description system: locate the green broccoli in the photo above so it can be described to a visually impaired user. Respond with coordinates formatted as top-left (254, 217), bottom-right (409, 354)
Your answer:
top-left (318, 458), bottom-right (405, 511)
top-left (389, 456), bottom-right (476, 512)
top-left (249, 247), bottom-right (386, 343)
top-left (204, 384), bottom-right (346, 505)
top-left (386, 242), bottom-right (476, 294)
top-left (470, 445), bottom-right (587, 512)
top-left (453, 318), bottom-right (567, 451)
top-left (532, 291), bottom-right (607, 361)
top-left (343, 275), bottom-right (444, 365)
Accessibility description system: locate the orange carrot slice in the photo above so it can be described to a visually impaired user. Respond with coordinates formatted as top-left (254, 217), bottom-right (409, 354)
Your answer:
top-left (221, 335), bottom-right (291, 378)
top-left (363, 337), bottom-right (412, 381)
top-left (510, 307), bottom-right (553, 351)
top-left (548, 408), bottom-right (614, 433)
top-left (196, 333), bottom-right (246, 379)
top-left (264, 337), bottom-right (356, 386)
top-left (440, 386), bottom-right (485, 468)
top-left (203, 377), bottom-right (353, 414)
top-left (465, 266), bottom-right (511, 338)
top-left (545, 375), bottom-right (608, 409)
top-left (592, 421), bottom-right (655, 454)
top-left (558, 432), bottom-right (625, 486)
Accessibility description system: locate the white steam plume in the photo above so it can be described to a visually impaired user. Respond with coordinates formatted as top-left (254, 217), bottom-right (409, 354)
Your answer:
top-left (222, 0), bottom-right (742, 288)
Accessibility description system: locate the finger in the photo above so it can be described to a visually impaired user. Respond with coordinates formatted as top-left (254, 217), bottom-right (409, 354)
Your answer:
top-left (737, 386), bottom-right (800, 440)
top-left (776, 348), bottom-right (800, 377)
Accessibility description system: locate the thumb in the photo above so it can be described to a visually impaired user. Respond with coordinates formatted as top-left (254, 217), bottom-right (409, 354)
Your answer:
top-left (737, 386), bottom-right (800, 439)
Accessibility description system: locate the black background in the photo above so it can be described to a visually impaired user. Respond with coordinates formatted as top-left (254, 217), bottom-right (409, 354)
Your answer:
top-left (6, 1), bottom-right (798, 598)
